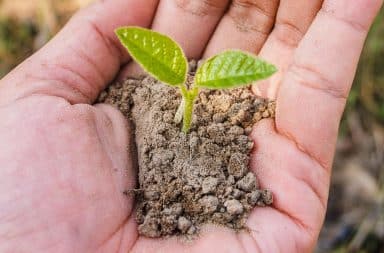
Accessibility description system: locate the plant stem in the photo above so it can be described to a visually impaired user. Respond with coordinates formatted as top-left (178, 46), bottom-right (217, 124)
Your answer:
top-left (182, 95), bottom-right (194, 133)
top-left (182, 87), bottom-right (199, 133)
top-left (174, 97), bottom-right (185, 124)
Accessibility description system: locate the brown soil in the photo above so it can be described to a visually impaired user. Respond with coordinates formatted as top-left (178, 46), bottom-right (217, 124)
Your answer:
top-left (98, 62), bottom-right (275, 238)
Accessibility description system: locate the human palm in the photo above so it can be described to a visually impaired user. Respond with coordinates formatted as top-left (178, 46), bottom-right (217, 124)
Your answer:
top-left (0, 0), bottom-right (382, 252)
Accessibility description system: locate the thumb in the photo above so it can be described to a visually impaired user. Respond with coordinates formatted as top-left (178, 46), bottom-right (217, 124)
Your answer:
top-left (93, 103), bottom-right (137, 193)
top-left (0, 0), bottom-right (159, 106)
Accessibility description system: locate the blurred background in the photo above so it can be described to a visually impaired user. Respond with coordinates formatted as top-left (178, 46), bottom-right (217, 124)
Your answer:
top-left (0, 1), bottom-right (383, 252)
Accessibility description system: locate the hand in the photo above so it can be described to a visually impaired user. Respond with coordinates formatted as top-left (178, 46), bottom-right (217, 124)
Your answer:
top-left (0, 0), bottom-right (381, 252)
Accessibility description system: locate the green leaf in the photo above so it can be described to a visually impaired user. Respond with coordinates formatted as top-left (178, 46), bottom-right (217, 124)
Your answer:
top-left (115, 27), bottom-right (188, 86)
top-left (195, 50), bottom-right (277, 89)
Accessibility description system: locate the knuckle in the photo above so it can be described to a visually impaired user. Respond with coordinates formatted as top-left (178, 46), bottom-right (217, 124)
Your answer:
top-left (231, 0), bottom-right (279, 16)
top-left (320, 8), bottom-right (368, 33)
top-left (69, 104), bottom-right (97, 125)
top-left (289, 63), bottom-right (348, 100)
top-left (49, 103), bottom-right (97, 132)
top-left (272, 21), bottom-right (304, 47)
top-left (174, 0), bottom-right (229, 16)
top-left (229, 0), bottom-right (278, 34)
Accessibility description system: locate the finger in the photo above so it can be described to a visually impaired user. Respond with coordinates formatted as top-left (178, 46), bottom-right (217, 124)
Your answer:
top-left (276, 0), bottom-right (383, 169)
top-left (203, 0), bottom-right (279, 57)
top-left (152, 0), bottom-right (230, 59)
top-left (93, 103), bottom-right (136, 194)
top-left (119, 0), bottom-right (230, 79)
top-left (252, 0), bottom-right (323, 99)
top-left (0, 0), bottom-right (159, 106)
top-left (249, 120), bottom-right (328, 252)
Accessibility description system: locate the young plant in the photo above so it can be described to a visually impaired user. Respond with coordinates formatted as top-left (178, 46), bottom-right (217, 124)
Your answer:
top-left (115, 27), bottom-right (277, 133)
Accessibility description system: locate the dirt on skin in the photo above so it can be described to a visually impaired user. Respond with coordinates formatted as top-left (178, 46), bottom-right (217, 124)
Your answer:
top-left (98, 62), bottom-right (275, 238)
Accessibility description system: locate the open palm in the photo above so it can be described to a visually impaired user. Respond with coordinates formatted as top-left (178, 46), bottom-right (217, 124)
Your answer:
top-left (0, 0), bottom-right (382, 252)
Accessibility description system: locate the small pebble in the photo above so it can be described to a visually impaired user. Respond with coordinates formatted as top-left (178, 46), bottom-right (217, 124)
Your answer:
top-left (189, 135), bottom-right (199, 152)
top-left (261, 190), bottom-right (273, 205)
top-left (232, 189), bottom-right (244, 199)
top-left (246, 141), bottom-right (254, 150)
top-left (201, 177), bottom-right (219, 194)
top-left (236, 135), bottom-right (250, 147)
top-left (253, 112), bottom-right (262, 122)
top-left (262, 110), bottom-right (270, 118)
top-left (138, 218), bottom-right (161, 238)
top-left (257, 200), bottom-right (266, 207)
top-left (199, 195), bottom-right (219, 214)
top-left (215, 94), bottom-right (232, 111)
top-left (161, 215), bottom-right (178, 233)
top-left (258, 104), bottom-right (267, 111)
top-left (199, 92), bottom-right (208, 104)
top-left (152, 150), bottom-right (174, 166)
top-left (163, 203), bottom-right (183, 216)
top-left (228, 153), bottom-right (248, 178)
top-left (227, 175), bottom-right (235, 184)
top-left (228, 125), bottom-right (244, 135)
top-left (98, 91), bottom-right (108, 102)
top-left (224, 199), bottom-right (244, 215)
top-left (224, 186), bottom-right (233, 197)
top-left (144, 190), bottom-right (160, 200)
top-left (212, 113), bottom-right (226, 123)
top-left (162, 111), bottom-right (174, 123)
top-left (187, 225), bottom-right (196, 235)
top-left (237, 172), bottom-right (258, 192)
top-left (230, 110), bottom-right (247, 124)
top-left (244, 126), bottom-right (253, 135)
top-left (247, 191), bottom-right (261, 205)
top-left (177, 216), bottom-right (192, 233)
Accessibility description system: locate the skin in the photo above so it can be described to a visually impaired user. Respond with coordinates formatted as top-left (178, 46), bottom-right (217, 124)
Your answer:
top-left (0, 0), bottom-right (382, 252)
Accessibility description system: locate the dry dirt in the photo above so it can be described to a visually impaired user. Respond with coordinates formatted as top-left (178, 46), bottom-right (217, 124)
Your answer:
top-left (98, 62), bottom-right (275, 238)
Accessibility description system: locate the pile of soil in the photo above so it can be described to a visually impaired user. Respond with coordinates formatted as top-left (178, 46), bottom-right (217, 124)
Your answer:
top-left (98, 63), bottom-right (275, 237)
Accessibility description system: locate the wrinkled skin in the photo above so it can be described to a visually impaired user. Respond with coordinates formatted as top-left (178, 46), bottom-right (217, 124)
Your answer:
top-left (0, 0), bottom-right (382, 252)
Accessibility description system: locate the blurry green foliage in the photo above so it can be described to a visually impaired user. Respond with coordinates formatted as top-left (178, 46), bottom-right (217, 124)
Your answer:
top-left (350, 7), bottom-right (384, 122)
top-left (339, 7), bottom-right (384, 137)
top-left (0, 17), bottom-right (37, 77)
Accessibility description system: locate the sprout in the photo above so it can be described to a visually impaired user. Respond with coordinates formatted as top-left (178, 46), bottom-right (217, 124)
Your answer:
top-left (116, 27), bottom-right (277, 133)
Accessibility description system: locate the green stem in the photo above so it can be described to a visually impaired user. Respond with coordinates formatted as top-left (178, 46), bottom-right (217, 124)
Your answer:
top-left (174, 97), bottom-right (185, 124)
top-left (182, 87), bottom-right (198, 133)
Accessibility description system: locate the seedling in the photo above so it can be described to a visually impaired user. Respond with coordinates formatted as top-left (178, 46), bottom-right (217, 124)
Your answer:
top-left (115, 27), bottom-right (277, 133)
